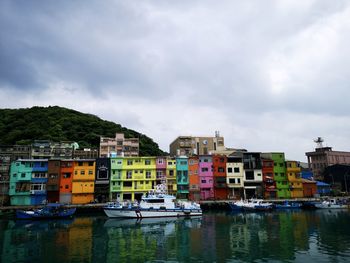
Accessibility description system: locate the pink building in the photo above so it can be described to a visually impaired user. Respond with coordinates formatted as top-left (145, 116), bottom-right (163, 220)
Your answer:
top-left (199, 156), bottom-right (214, 200)
top-left (156, 157), bottom-right (167, 185)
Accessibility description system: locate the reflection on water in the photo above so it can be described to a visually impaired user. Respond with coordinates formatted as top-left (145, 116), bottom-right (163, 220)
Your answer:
top-left (1, 210), bottom-right (350, 262)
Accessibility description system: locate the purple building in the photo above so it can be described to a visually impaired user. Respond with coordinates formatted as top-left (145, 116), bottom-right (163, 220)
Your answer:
top-left (156, 157), bottom-right (167, 185)
top-left (199, 155), bottom-right (214, 200)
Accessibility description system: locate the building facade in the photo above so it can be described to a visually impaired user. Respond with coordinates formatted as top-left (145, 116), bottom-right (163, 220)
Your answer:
top-left (286, 161), bottom-right (303, 198)
top-left (72, 159), bottom-right (95, 204)
top-left (226, 155), bottom-right (244, 199)
top-left (262, 158), bottom-right (276, 199)
top-left (169, 133), bottom-right (225, 156)
top-left (99, 133), bottom-right (139, 158)
top-left (213, 155), bottom-right (228, 200)
top-left (188, 156), bottom-right (200, 201)
top-left (176, 157), bottom-right (189, 199)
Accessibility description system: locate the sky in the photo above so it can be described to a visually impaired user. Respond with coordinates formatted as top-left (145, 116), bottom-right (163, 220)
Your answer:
top-left (1, 0), bottom-right (350, 161)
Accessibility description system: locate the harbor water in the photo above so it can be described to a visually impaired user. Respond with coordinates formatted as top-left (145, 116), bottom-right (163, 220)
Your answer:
top-left (1, 210), bottom-right (350, 262)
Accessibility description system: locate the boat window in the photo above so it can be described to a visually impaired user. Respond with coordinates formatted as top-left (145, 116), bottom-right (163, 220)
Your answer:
top-left (146, 199), bottom-right (164, 203)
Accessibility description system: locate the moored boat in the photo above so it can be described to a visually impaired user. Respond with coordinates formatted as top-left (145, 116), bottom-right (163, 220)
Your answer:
top-left (16, 203), bottom-right (76, 219)
top-left (314, 199), bottom-right (349, 209)
top-left (242, 199), bottom-right (273, 211)
top-left (104, 186), bottom-right (202, 218)
top-left (275, 201), bottom-right (302, 209)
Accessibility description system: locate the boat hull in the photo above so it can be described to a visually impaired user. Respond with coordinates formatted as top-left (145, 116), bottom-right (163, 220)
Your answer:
top-left (315, 204), bottom-right (348, 209)
top-left (104, 207), bottom-right (202, 218)
top-left (16, 208), bottom-right (76, 219)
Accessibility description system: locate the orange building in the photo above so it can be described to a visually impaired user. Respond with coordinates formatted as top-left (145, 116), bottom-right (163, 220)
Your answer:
top-left (302, 179), bottom-right (317, 198)
top-left (72, 159), bottom-right (95, 204)
top-left (59, 160), bottom-right (74, 204)
top-left (213, 155), bottom-right (228, 199)
top-left (188, 156), bottom-right (200, 201)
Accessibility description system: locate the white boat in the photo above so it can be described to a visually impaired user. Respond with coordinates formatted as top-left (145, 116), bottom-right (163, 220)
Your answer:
top-left (103, 186), bottom-right (202, 218)
top-left (242, 199), bottom-right (273, 211)
top-left (315, 199), bottom-right (349, 209)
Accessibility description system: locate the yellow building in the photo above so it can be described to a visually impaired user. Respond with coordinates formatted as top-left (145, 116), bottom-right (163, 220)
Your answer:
top-left (166, 157), bottom-right (177, 195)
top-left (72, 159), bottom-right (95, 204)
top-left (110, 157), bottom-right (157, 201)
top-left (286, 161), bottom-right (303, 198)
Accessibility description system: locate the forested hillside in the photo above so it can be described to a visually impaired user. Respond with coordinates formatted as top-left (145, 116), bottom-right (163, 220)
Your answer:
top-left (0, 106), bottom-right (164, 156)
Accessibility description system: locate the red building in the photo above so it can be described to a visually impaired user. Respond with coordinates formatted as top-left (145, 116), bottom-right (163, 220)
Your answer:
top-left (59, 160), bottom-right (74, 204)
top-left (213, 155), bottom-right (228, 200)
top-left (47, 159), bottom-right (61, 203)
top-left (262, 158), bottom-right (276, 199)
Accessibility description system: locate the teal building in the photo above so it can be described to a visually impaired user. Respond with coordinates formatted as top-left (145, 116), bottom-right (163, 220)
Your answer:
top-left (176, 156), bottom-right (189, 199)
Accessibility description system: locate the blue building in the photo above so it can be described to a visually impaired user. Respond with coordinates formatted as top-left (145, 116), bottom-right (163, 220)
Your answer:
top-left (316, 181), bottom-right (331, 196)
top-left (30, 159), bottom-right (48, 205)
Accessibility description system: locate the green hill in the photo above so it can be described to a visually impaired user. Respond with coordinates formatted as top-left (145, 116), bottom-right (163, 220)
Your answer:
top-left (0, 106), bottom-right (164, 156)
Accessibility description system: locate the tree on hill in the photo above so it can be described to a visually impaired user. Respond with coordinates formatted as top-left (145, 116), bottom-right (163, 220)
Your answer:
top-left (0, 106), bottom-right (165, 156)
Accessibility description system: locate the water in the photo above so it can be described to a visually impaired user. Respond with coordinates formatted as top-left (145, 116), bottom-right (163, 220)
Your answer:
top-left (1, 210), bottom-right (350, 263)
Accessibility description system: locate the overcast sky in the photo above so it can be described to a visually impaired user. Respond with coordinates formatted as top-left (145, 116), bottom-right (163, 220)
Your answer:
top-left (1, 0), bottom-right (350, 161)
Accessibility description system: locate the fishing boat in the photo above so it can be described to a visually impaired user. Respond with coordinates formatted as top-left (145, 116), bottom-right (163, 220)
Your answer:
top-left (228, 199), bottom-right (246, 211)
top-left (274, 201), bottom-right (302, 209)
top-left (314, 199), bottom-right (349, 209)
top-left (242, 199), bottom-right (274, 211)
top-left (104, 185), bottom-right (202, 218)
top-left (16, 203), bottom-right (76, 219)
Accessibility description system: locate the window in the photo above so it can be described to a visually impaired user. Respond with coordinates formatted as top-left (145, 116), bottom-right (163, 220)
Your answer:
top-left (88, 161), bottom-right (94, 166)
top-left (218, 167), bottom-right (225, 173)
top-left (234, 167), bottom-right (240, 173)
top-left (146, 171), bottom-right (151, 178)
top-left (21, 173), bottom-right (25, 178)
top-left (201, 167), bottom-right (209, 172)
top-left (180, 161), bottom-right (187, 165)
top-left (78, 162), bottom-right (83, 166)
top-left (201, 179), bottom-right (206, 183)
top-left (88, 170), bottom-right (93, 175)
top-left (127, 160), bottom-right (133, 165)
top-left (145, 159), bottom-right (151, 165)
top-left (169, 170), bottom-right (174, 176)
top-left (158, 159), bottom-right (164, 164)
top-left (65, 185), bottom-right (69, 189)
top-left (80, 170), bottom-right (85, 175)
top-left (63, 173), bottom-right (71, 178)
top-left (227, 167), bottom-right (233, 173)
top-left (229, 178), bottom-right (235, 184)
top-left (126, 171), bottom-right (132, 179)
top-left (117, 160), bottom-right (122, 165)
top-left (245, 171), bottom-right (254, 180)
top-left (237, 178), bottom-right (241, 184)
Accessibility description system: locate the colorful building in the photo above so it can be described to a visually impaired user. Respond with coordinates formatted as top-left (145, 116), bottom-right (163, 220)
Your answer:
top-left (262, 153), bottom-right (290, 199)
top-left (156, 157), bottom-right (167, 186)
top-left (188, 156), bottom-right (200, 201)
top-left (262, 158), bottom-right (276, 199)
top-left (226, 154), bottom-right (244, 199)
top-left (302, 179), bottom-right (317, 198)
top-left (166, 157), bottom-right (177, 195)
top-left (199, 155), bottom-right (214, 200)
top-left (9, 160), bottom-right (32, 205)
top-left (286, 161), bottom-right (303, 198)
top-left (176, 156), bottom-right (189, 199)
top-left (110, 157), bottom-right (157, 201)
top-left (72, 159), bottom-right (95, 204)
top-left (59, 160), bottom-right (74, 204)
top-left (213, 155), bottom-right (228, 200)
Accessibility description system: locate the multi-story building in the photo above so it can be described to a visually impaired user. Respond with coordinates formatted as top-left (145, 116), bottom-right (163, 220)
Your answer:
top-left (242, 152), bottom-right (263, 199)
top-left (47, 159), bottom-right (61, 203)
top-left (169, 132), bottom-right (225, 156)
top-left (166, 158), bottom-right (177, 195)
top-left (226, 154), bottom-right (244, 199)
top-left (31, 159), bottom-right (48, 205)
top-left (198, 155), bottom-right (214, 200)
top-left (95, 158), bottom-right (110, 203)
top-left (286, 161), bottom-right (303, 198)
top-left (0, 145), bottom-right (31, 205)
top-left (110, 157), bottom-right (156, 201)
top-left (99, 133), bottom-right (139, 158)
top-left (9, 159), bottom-right (48, 205)
top-left (262, 158), bottom-right (276, 199)
top-left (9, 160), bottom-right (32, 205)
top-left (306, 145), bottom-right (350, 181)
top-left (59, 160), bottom-right (74, 204)
top-left (72, 159), bottom-right (95, 204)
top-left (188, 156), bottom-right (200, 201)
top-left (73, 148), bottom-right (99, 159)
top-left (213, 155), bottom-right (228, 200)
top-left (302, 179), bottom-right (317, 198)
top-left (262, 153), bottom-right (290, 199)
top-left (176, 156), bottom-right (189, 199)
top-left (155, 157), bottom-right (167, 186)
top-left (31, 140), bottom-right (52, 159)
